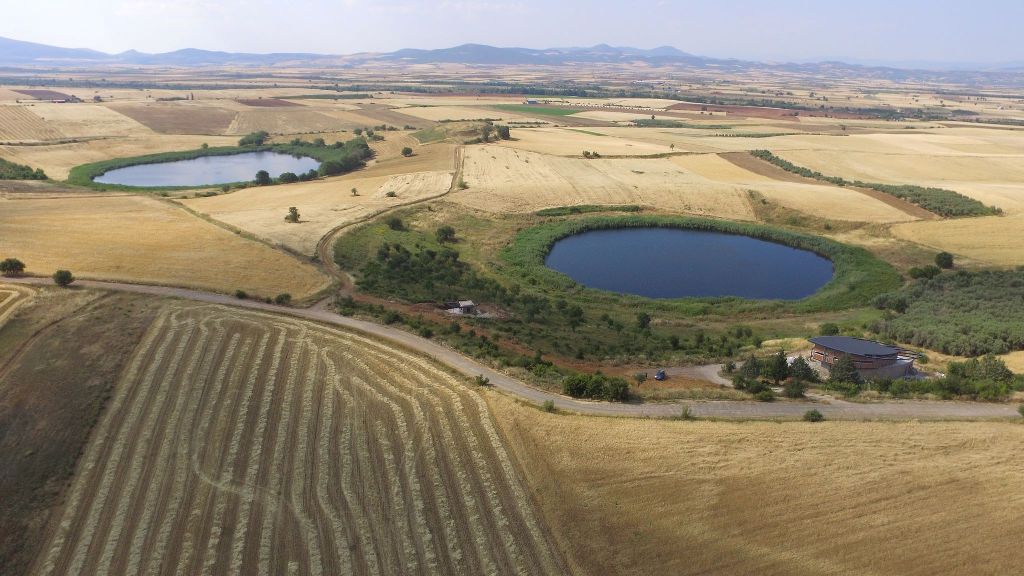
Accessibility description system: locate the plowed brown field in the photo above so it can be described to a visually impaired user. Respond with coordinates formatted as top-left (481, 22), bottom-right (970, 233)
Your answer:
top-left (32, 304), bottom-right (564, 576)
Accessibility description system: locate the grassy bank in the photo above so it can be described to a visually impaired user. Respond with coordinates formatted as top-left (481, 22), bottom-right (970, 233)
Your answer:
top-left (0, 157), bottom-right (47, 180)
top-left (334, 209), bottom-right (897, 368)
top-left (750, 149), bottom-right (1000, 218)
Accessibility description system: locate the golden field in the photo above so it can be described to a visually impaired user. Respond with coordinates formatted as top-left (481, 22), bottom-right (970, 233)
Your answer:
top-left (0, 194), bottom-right (330, 298)
top-left (493, 394), bottom-right (1024, 576)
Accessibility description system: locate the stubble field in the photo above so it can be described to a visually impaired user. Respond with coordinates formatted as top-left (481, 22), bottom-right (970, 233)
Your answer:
top-left (32, 303), bottom-right (564, 576)
top-left (494, 395), bottom-right (1024, 576)
top-left (0, 194), bottom-right (330, 298)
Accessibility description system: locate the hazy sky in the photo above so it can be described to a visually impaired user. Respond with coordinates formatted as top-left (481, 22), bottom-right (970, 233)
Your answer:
top-left (3, 0), bottom-right (1022, 64)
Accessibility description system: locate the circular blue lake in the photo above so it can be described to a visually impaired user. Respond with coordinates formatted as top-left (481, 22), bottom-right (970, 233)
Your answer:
top-left (94, 151), bottom-right (320, 187)
top-left (544, 228), bottom-right (834, 300)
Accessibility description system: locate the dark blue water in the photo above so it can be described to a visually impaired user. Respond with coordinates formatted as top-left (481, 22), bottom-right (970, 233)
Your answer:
top-left (545, 228), bottom-right (834, 300)
top-left (94, 152), bottom-right (320, 187)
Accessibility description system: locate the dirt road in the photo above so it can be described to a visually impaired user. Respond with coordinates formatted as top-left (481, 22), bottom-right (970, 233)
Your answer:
top-left (7, 278), bottom-right (1021, 421)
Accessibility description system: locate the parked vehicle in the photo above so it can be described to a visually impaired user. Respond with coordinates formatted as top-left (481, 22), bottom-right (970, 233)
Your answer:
top-left (655, 369), bottom-right (666, 381)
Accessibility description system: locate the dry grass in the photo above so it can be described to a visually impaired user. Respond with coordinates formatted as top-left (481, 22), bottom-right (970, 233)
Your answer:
top-left (32, 303), bottom-right (565, 575)
top-left (451, 146), bottom-right (753, 218)
top-left (0, 194), bottom-right (329, 298)
top-left (891, 213), bottom-right (1024, 267)
top-left (493, 394), bottom-right (1024, 576)
top-left (183, 170), bottom-right (453, 254)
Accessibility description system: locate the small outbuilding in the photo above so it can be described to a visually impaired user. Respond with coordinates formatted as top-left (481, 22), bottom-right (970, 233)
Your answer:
top-left (443, 300), bottom-right (477, 315)
top-left (809, 336), bottom-right (915, 379)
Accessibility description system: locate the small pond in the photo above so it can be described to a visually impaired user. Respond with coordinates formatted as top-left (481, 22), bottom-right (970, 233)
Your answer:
top-left (93, 151), bottom-right (320, 187)
top-left (544, 228), bottom-right (834, 300)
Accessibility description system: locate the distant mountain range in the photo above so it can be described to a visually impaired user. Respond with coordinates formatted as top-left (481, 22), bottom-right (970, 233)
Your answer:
top-left (1, 35), bottom-right (1022, 85)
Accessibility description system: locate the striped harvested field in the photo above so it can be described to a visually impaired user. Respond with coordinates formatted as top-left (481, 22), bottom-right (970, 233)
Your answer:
top-left (0, 284), bottom-right (33, 328)
top-left (33, 304), bottom-right (564, 576)
top-left (0, 106), bottom-right (64, 142)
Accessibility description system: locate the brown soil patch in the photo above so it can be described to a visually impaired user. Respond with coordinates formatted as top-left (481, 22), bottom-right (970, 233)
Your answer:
top-left (107, 102), bottom-right (237, 135)
top-left (722, 151), bottom-right (938, 220)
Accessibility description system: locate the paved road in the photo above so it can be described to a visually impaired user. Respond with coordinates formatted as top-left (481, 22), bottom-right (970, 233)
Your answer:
top-left (6, 277), bottom-right (1021, 421)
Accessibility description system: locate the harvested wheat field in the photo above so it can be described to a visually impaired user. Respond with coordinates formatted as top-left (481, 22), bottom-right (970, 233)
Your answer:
top-left (0, 284), bottom-right (34, 328)
top-left (452, 146), bottom-right (754, 218)
top-left (29, 103), bottom-right (151, 138)
top-left (494, 395), bottom-right (1024, 576)
top-left (227, 108), bottom-right (346, 135)
top-left (891, 213), bottom-right (1024, 267)
top-left (0, 106), bottom-right (65, 142)
top-left (32, 304), bottom-right (564, 576)
top-left (498, 126), bottom-right (671, 156)
top-left (184, 170), bottom-right (453, 254)
top-left (0, 194), bottom-right (329, 297)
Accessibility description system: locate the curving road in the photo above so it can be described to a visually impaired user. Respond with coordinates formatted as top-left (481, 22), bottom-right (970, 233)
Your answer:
top-left (5, 277), bottom-right (1021, 421)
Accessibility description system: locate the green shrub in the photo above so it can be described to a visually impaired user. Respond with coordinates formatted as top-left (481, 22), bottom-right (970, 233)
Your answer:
top-left (803, 409), bottom-right (825, 422)
top-left (474, 375), bottom-right (491, 386)
top-left (819, 322), bottom-right (840, 336)
top-left (235, 290), bottom-right (248, 299)
top-left (238, 131), bottom-right (269, 146)
top-left (783, 380), bottom-right (808, 398)
top-left (562, 372), bottom-right (630, 401)
top-left (274, 293), bottom-right (292, 305)
top-left (755, 389), bottom-right (776, 402)
top-left (0, 157), bottom-right (47, 180)
top-left (935, 252), bottom-right (954, 269)
top-left (52, 269), bottom-right (75, 287)
top-left (542, 399), bottom-right (555, 412)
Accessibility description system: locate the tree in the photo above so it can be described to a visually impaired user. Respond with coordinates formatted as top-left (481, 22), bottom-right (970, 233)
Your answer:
top-left (313, 137), bottom-right (326, 147)
top-left (789, 356), bottom-right (819, 383)
top-left (386, 217), bottom-right (404, 231)
top-left (633, 372), bottom-right (648, 385)
top-left (254, 170), bottom-right (272, 186)
top-left (765, 350), bottom-right (790, 385)
top-left (783, 380), bottom-right (808, 398)
top-left (353, 128), bottom-right (363, 136)
top-left (401, 146), bottom-right (413, 157)
top-left (52, 269), bottom-right (75, 287)
top-left (636, 312), bottom-right (651, 330)
top-left (908, 265), bottom-right (941, 279)
top-left (274, 293), bottom-right (292, 305)
top-left (828, 354), bottom-right (862, 386)
top-left (0, 258), bottom-right (25, 277)
top-left (495, 125), bottom-right (511, 140)
top-left (351, 187), bottom-right (359, 196)
top-left (935, 251), bottom-right (954, 269)
top-left (278, 172), bottom-right (298, 184)
top-left (435, 225), bottom-right (456, 243)
top-left (285, 207), bottom-right (300, 223)
top-left (480, 124), bottom-right (494, 142)
top-left (238, 131), bottom-right (268, 146)
top-left (739, 354), bottom-right (762, 379)
top-left (819, 322), bottom-right (840, 336)
top-left (803, 409), bottom-right (825, 422)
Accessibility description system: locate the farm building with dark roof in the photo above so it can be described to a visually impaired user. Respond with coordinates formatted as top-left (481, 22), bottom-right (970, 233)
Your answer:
top-left (809, 336), bottom-right (916, 379)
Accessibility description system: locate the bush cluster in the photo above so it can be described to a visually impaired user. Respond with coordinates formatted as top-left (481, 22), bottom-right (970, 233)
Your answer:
top-left (562, 372), bottom-right (630, 401)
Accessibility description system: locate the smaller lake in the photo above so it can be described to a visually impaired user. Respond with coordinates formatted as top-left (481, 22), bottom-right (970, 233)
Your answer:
top-left (545, 228), bottom-right (834, 300)
top-left (94, 151), bottom-right (320, 187)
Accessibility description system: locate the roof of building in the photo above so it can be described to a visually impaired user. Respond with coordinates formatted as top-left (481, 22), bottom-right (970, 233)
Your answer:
top-left (809, 336), bottom-right (899, 357)
top-left (458, 300), bottom-right (475, 307)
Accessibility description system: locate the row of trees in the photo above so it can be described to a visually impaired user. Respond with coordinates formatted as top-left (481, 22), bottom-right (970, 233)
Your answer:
top-left (0, 157), bottom-right (47, 180)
